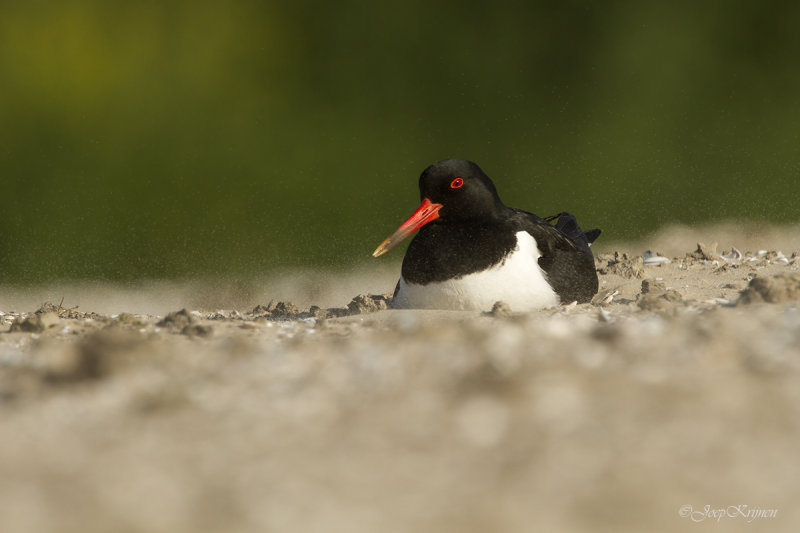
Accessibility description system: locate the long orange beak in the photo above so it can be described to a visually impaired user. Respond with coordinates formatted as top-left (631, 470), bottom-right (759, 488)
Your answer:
top-left (372, 198), bottom-right (443, 257)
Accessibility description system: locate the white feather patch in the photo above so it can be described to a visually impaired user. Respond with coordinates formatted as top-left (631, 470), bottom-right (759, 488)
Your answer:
top-left (392, 231), bottom-right (560, 311)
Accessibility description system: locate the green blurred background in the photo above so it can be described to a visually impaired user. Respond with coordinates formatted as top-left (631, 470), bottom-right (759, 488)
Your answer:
top-left (2, 1), bottom-right (799, 282)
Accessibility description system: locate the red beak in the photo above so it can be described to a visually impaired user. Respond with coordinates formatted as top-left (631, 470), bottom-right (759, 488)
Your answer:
top-left (372, 198), bottom-right (443, 257)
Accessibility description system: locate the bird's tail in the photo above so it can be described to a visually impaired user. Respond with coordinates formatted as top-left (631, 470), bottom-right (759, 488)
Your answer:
top-left (544, 212), bottom-right (601, 250)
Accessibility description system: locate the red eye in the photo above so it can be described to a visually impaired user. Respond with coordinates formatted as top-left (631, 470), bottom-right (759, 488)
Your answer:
top-left (450, 177), bottom-right (464, 189)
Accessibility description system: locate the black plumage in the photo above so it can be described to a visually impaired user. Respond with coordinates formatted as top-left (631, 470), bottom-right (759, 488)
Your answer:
top-left (396, 159), bottom-right (600, 304)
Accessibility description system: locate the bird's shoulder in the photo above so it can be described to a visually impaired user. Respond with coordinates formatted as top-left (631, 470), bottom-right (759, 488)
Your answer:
top-left (506, 208), bottom-right (579, 253)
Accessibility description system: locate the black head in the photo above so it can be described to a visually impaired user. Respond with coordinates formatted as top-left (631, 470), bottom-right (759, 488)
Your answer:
top-left (419, 159), bottom-right (506, 221)
top-left (372, 159), bottom-right (507, 257)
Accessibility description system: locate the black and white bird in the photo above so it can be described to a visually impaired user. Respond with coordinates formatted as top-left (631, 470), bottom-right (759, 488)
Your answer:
top-left (372, 159), bottom-right (600, 311)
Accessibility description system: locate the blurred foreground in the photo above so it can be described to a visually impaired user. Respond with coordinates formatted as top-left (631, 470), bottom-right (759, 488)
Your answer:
top-left (1, 226), bottom-right (799, 532)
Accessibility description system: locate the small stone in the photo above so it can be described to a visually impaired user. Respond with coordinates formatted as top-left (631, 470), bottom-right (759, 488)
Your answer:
top-left (347, 294), bottom-right (390, 315)
top-left (597, 252), bottom-right (644, 279)
top-left (269, 301), bottom-right (301, 318)
top-left (157, 309), bottom-right (194, 329)
top-left (737, 273), bottom-right (800, 305)
top-left (637, 290), bottom-right (681, 310)
top-left (486, 301), bottom-right (513, 318)
top-left (641, 279), bottom-right (666, 294)
top-left (252, 300), bottom-right (301, 319)
top-left (639, 279), bottom-right (682, 305)
top-left (693, 241), bottom-right (719, 261)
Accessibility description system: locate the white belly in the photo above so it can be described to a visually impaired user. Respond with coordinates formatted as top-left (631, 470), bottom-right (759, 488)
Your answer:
top-left (392, 231), bottom-right (560, 312)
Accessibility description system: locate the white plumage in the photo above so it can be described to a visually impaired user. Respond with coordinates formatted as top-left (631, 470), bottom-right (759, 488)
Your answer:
top-left (392, 231), bottom-right (560, 311)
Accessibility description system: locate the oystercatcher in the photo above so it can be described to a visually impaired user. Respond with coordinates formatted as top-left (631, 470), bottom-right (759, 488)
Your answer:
top-left (372, 159), bottom-right (600, 311)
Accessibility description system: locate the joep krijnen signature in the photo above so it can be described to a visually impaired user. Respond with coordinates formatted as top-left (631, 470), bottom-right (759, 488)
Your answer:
top-left (678, 504), bottom-right (778, 523)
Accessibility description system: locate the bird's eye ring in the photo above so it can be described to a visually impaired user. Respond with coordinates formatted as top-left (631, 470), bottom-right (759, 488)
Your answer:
top-left (450, 177), bottom-right (464, 189)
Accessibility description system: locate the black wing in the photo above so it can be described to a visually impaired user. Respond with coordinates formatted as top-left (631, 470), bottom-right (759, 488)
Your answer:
top-left (543, 211), bottom-right (602, 249)
top-left (510, 209), bottom-right (599, 303)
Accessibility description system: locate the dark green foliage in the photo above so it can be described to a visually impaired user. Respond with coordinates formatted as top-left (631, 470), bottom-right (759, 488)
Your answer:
top-left (1, 1), bottom-right (798, 281)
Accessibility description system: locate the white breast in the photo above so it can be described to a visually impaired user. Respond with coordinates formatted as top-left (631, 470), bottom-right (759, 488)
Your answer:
top-left (392, 231), bottom-right (560, 312)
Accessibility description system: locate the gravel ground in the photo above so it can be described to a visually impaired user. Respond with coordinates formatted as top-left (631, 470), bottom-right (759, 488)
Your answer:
top-left (1, 228), bottom-right (799, 533)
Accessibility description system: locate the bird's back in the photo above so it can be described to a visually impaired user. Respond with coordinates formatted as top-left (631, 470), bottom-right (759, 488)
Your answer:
top-left (509, 210), bottom-right (599, 304)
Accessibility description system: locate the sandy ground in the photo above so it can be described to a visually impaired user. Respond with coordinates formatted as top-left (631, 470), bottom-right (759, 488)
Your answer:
top-left (1, 224), bottom-right (800, 533)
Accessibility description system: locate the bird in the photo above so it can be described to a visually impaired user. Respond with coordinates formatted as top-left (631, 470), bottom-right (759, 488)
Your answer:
top-left (372, 159), bottom-right (600, 311)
